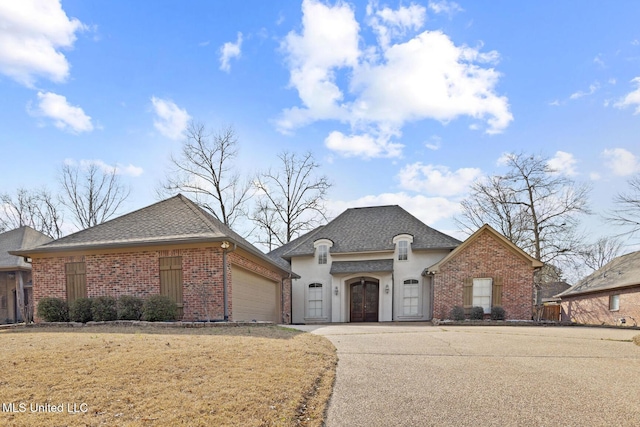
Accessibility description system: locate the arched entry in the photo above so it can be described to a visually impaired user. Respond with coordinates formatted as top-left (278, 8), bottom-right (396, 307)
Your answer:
top-left (350, 278), bottom-right (379, 322)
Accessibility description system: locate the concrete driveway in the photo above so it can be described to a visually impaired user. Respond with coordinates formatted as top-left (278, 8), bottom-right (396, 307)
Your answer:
top-left (293, 323), bottom-right (640, 427)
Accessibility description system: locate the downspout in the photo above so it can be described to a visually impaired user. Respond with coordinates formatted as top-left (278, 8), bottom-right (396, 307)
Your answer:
top-left (221, 241), bottom-right (237, 322)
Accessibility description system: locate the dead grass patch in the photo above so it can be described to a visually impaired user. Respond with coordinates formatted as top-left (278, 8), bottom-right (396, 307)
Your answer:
top-left (634, 334), bottom-right (640, 347)
top-left (0, 325), bottom-right (336, 427)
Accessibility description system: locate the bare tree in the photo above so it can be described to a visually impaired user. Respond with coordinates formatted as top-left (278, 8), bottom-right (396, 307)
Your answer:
top-left (607, 174), bottom-right (640, 237)
top-left (160, 122), bottom-right (251, 227)
top-left (577, 236), bottom-right (624, 272)
top-left (456, 152), bottom-right (591, 271)
top-left (251, 151), bottom-right (331, 251)
top-left (0, 188), bottom-right (64, 238)
top-left (59, 162), bottom-right (130, 229)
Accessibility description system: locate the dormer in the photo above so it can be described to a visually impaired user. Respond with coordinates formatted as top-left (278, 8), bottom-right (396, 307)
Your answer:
top-left (313, 239), bottom-right (334, 265)
top-left (392, 234), bottom-right (414, 261)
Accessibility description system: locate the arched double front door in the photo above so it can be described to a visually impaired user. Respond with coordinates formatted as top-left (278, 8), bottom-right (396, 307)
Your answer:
top-left (350, 279), bottom-right (379, 322)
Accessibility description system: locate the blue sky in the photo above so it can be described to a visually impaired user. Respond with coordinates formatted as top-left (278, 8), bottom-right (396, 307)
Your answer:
top-left (1, 0), bottom-right (640, 251)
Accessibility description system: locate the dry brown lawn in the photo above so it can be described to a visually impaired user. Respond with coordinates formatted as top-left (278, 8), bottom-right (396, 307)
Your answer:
top-left (0, 325), bottom-right (336, 427)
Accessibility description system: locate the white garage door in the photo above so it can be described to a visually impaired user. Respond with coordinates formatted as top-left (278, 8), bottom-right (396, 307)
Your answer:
top-left (232, 266), bottom-right (279, 322)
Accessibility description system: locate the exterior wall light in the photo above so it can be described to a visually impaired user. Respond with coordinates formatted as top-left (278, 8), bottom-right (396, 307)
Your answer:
top-left (334, 286), bottom-right (339, 296)
top-left (385, 284), bottom-right (390, 294)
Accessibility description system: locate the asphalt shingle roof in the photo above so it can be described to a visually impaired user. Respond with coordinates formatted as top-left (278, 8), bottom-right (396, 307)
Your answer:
top-left (281, 205), bottom-right (461, 257)
top-left (557, 251), bottom-right (640, 298)
top-left (11, 195), bottom-right (291, 275)
top-left (0, 226), bottom-right (52, 269)
top-left (330, 259), bottom-right (394, 275)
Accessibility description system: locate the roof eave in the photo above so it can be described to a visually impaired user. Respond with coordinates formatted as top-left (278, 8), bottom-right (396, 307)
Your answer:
top-left (11, 236), bottom-right (295, 278)
top-left (556, 282), bottom-right (640, 299)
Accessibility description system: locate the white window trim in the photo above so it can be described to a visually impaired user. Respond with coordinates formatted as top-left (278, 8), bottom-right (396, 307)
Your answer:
top-left (609, 294), bottom-right (620, 311)
top-left (305, 283), bottom-right (328, 321)
top-left (473, 278), bottom-right (493, 314)
top-left (397, 278), bottom-right (423, 319)
top-left (313, 239), bottom-right (333, 266)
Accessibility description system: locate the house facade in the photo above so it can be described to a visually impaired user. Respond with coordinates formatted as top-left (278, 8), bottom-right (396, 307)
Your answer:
top-left (425, 224), bottom-right (544, 320)
top-left (12, 195), bottom-right (293, 324)
top-left (269, 206), bottom-right (542, 323)
top-left (558, 251), bottom-right (640, 326)
top-left (0, 227), bottom-right (52, 323)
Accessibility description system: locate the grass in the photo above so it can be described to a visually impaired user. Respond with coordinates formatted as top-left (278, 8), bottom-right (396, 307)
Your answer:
top-left (634, 334), bottom-right (640, 346)
top-left (0, 325), bottom-right (337, 427)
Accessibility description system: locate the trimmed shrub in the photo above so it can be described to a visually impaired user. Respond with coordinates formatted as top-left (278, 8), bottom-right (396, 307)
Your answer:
top-left (142, 295), bottom-right (178, 322)
top-left (69, 297), bottom-right (93, 323)
top-left (450, 305), bottom-right (465, 321)
top-left (37, 297), bottom-right (69, 322)
top-left (117, 295), bottom-right (144, 320)
top-left (91, 296), bottom-right (118, 321)
top-left (470, 306), bottom-right (485, 320)
top-left (491, 306), bottom-right (506, 320)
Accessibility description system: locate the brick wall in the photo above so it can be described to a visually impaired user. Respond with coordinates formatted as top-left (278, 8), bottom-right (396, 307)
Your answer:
top-left (433, 230), bottom-right (535, 320)
top-left (561, 286), bottom-right (640, 326)
top-left (31, 246), bottom-right (291, 323)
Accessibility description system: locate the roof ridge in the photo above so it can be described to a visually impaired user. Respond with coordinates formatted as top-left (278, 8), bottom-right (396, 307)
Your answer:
top-left (176, 194), bottom-right (225, 235)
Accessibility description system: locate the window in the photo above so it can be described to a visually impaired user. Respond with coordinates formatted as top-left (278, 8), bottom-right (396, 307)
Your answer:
top-left (609, 294), bottom-right (620, 311)
top-left (403, 279), bottom-right (419, 316)
top-left (308, 283), bottom-right (323, 317)
top-left (318, 245), bottom-right (328, 265)
top-left (473, 278), bottom-right (493, 314)
top-left (398, 240), bottom-right (408, 261)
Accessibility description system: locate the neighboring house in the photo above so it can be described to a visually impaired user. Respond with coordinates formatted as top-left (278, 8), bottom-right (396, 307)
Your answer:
top-left (533, 281), bottom-right (570, 321)
top-left (11, 195), bottom-right (293, 323)
top-left (0, 226), bottom-right (52, 323)
top-left (557, 251), bottom-right (640, 326)
top-left (536, 281), bottom-right (571, 305)
top-left (269, 206), bottom-right (542, 323)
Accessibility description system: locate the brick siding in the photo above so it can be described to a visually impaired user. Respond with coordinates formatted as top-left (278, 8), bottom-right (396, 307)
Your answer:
top-left (561, 286), bottom-right (640, 326)
top-left (32, 246), bottom-right (291, 323)
top-left (433, 230), bottom-right (535, 320)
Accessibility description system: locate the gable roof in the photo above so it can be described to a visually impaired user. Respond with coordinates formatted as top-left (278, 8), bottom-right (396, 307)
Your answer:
top-left (280, 205), bottom-right (461, 258)
top-left (425, 224), bottom-right (544, 273)
top-left (556, 250), bottom-right (640, 298)
top-left (0, 226), bottom-right (52, 270)
top-left (10, 194), bottom-right (292, 276)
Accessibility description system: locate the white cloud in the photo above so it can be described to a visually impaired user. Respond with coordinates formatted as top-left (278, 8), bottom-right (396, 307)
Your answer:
top-left (615, 77), bottom-right (640, 114)
top-left (327, 192), bottom-right (461, 225)
top-left (367, 2), bottom-right (426, 49)
top-left (428, 0), bottom-right (464, 16)
top-left (65, 159), bottom-right (143, 177)
top-left (278, 0), bottom-right (359, 130)
top-left (0, 0), bottom-right (85, 87)
top-left (150, 97), bottom-right (190, 140)
top-left (496, 152), bottom-right (515, 166)
top-left (593, 54), bottom-right (605, 67)
top-left (569, 82), bottom-right (599, 100)
top-left (589, 172), bottom-right (601, 181)
top-left (278, 0), bottom-right (511, 159)
top-left (324, 130), bottom-right (403, 159)
top-left (547, 151), bottom-right (578, 176)
top-left (31, 91), bottom-right (93, 133)
top-left (425, 136), bottom-right (441, 150)
top-left (219, 32), bottom-right (243, 72)
top-left (602, 148), bottom-right (640, 176)
top-left (398, 163), bottom-right (482, 196)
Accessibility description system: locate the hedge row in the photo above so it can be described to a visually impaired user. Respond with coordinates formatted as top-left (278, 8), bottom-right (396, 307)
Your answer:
top-left (450, 305), bottom-right (506, 321)
top-left (37, 295), bottom-right (178, 323)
